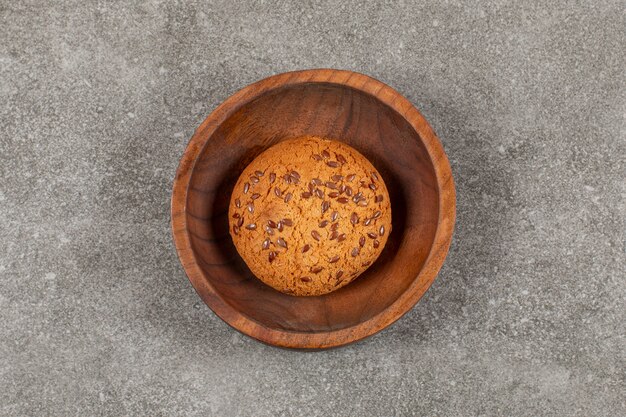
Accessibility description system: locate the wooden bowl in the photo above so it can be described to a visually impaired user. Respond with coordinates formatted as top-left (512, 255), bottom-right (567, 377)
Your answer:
top-left (171, 69), bottom-right (455, 349)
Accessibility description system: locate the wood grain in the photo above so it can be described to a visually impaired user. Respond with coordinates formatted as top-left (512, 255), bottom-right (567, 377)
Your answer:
top-left (171, 69), bottom-right (455, 349)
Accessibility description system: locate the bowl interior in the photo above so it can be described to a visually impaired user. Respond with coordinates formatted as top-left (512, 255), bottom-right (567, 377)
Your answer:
top-left (186, 82), bottom-right (439, 333)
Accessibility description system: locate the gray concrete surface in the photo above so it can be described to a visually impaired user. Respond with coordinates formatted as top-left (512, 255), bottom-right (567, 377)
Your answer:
top-left (1, 1), bottom-right (624, 415)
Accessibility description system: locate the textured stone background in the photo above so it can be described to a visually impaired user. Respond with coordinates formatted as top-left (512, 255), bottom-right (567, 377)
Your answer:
top-left (1, 1), bottom-right (624, 416)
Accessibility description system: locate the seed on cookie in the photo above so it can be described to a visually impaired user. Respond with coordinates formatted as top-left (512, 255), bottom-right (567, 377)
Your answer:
top-left (274, 187), bottom-right (281, 197)
top-left (268, 251), bottom-right (277, 263)
top-left (337, 197), bottom-right (349, 204)
top-left (284, 192), bottom-right (292, 203)
top-left (336, 154), bottom-right (347, 164)
top-left (375, 195), bottom-right (384, 203)
top-left (364, 218), bottom-right (372, 226)
top-left (367, 232), bottom-right (377, 239)
top-left (345, 186), bottom-right (353, 196)
top-left (250, 175), bottom-right (259, 184)
top-left (351, 247), bottom-right (359, 257)
top-left (337, 233), bottom-right (346, 242)
top-left (264, 225), bottom-right (274, 235)
top-left (332, 174), bottom-right (344, 182)
top-left (346, 174), bottom-right (356, 182)
top-left (282, 218), bottom-right (293, 227)
top-left (315, 189), bottom-right (324, 199)
top-left (251, 193), bottom-right (261, 200)
top-left (235, 198), bottom-right (241, 208)
top-left (276, 238), bottom-right (287, 249)
top-left (319, 220), bottom-right (329, 228)
top-left (312, 178), bottom-right (323, 186)
top-left (369, 183), bottom-right (377, 191)
top-left (336, 270), bottom-right (344, 279)
top-left (233, 226), bottom-right (239, 235)
top-left (232, 212), bottom-right (240, 218)
top-left (262, 238), bottom-right (271, 249)
top-left (373, 240), bottom-right (380, 248)
top-left (321, 150), bottom-right (330, 159)
top-left (311, 230), bottom-right (321, 241)
top-left (331, 211), bottom-right (339, 222)
top-left (312, 154), bottom-right (323, 161)
top-left (328, 192), bottom-right (339, 198)
top-left (326, 161), bottom-right (339, 168)
top-left (359, 236), bottom-right (366, 247)
top-left (379, 225), bottom-right (385, 236)
top-left (300, 276), bottom-right (311, 282)
top-left (371, 172), bottom-right (379, 182)
top-left (329, 255), bottom-right (340, 263)
top-left (269, 173), bottom-right (276, 184)
top-left (255, 170), bottom-right (264, 177)
top-left (243, 183), bottom-right (250, 194)
top-left (247, 203), bottom-right (254, 213)
top-left (301, 244), bottom-right (311, 253)
top-left (321, 201), bottom-right (330, 213)
top-left (330, 222), bottom-right (339, 231)
top-left (246, 223), bottom-right (257, 230)
top-left (329, 230), bottom-right (338, 240)
top-left (325, 181), bottom-right (337, 189)
top-left (301, 191), bottom-right (312, 199)
top-left (237, 217), bottom-right (244, 227)
top-left (350, 213), bottom-right (359, 225)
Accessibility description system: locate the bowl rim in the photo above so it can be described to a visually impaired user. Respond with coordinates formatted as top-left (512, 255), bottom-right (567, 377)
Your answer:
top-left (171, 69), bottom-right (456, 349)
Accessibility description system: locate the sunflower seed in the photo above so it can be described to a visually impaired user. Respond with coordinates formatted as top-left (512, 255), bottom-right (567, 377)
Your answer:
top-left (351, 247), bottom-right (359, 257)
top-left (247, 203), bottom-right (254, 213)
top-left (311, 266), bottom-right (324, 274)
top-left (315, 189), bottom-right (324, 199)
top-left (329, 255), bottom-right (340, 263)
top-left (359, 236), bottom-right (366, 247)
top-left (331, 211), bottom-right (339, 222)
top-left (264, 225), bottom-right (274, 235)
top-left (283, 174), bottom-right (292, 184)
top-left (250, 175), bottom-right (259, 184)
top-left (367, 232), bottom-right (377, 239)
top-left (262, 238), bottom-right (271, 249)
top-left (364, 218), bottom-right (372, 226)
top-left (371, 171), bottom-right (379, 181)
top-left (300, 276), bottom-right (311, 282)
top-left (373, 240), bottom-right (380, 248)
top-left (353, 192), bottom-right (363, 202)
top-left (329, 230), bottom-right (339, 240)
top-left (276, 238), bottom-right (287, 249)
top-left (332, 174), bottom-right (344, 182)
top-left (251, 193), bottom-right (261, 200)
top-left (328, 191), bottom-right (339, 198)
top-left (325, 181), bottom-right (337, 189)
top-left (369, 183), bottom-right (377, 191)
top-left (326, 161), bottom-right (339, 168)
top-left (243, 183), bottom-right (250, 194)
top-left (237, 217), bottom-right (244, 227)
top-left (357, 199), bottom-right (368, 207)
top-left (321, 201), bottom-right (330, 213)
top-left (336, 270), bottom-right (344, 279)
top-left (282, 218), bottom-right (293, 227)
top-left (235, 198), bottom-right (241, 208)
top-left (330, 222), bottom-right (339, 231)
top-left (379, 225), bottom-right (385, 236)
top-left (346, 174), bottom-right (356, 182)
top-left (312, 178), bottom-right (323, 185)
top-left (301, 192), bottom-right (312, 199)
top-left (375, 195), bottom-right (383, 203)
top-left (246, 223), bottom-right (257, 230)
top-left (337, 197), bottom-right (349, 204)
top-left (336, 154), bottom-right (347, 164)
top-left (339, 184), bottom-right (346, 194)
top-left (318, 220), bottom-right (329, 228)
top-left (268, 251), bottom-right (277, 263)
top-left (284, 192), bottom-right (292, 203)
top-left (362, 261), bottom-right (371, 267)
top-left (269, 173), bottom-right (276, 184)
top-left (373, 210), bottom-right (381, 219)
top-left (345, 186), bottom-right (353, 196)
top-left (301, 244), bottom-right (311, 253)
top-left (277, 221), bottom-right (284, 232)
top-left (255, 170), bottom-right (264, 177)
top-left (308, 182), bottom-right (315, 193)
top-left (321, 150), bottom-right (330, 159)
top-left (337, 233), bottom-right (346, 242)
top-left (233, 226), bottom-right (239, 235)
top-left (312, 154), bottom-right (323, 161)
top-left (311, 230), bottom-right (321, 241)
top-left (274, 187), bottom-right (281, 197)
top-left (232, 212), bottom-right (240, 218)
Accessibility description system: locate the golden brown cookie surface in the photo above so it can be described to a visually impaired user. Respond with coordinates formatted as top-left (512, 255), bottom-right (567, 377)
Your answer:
top-left (228, 136), bottom-right (392, 296)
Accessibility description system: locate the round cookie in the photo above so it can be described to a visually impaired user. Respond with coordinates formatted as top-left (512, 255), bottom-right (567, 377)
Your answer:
top-left (228, 136), bottom-right (392, 296)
